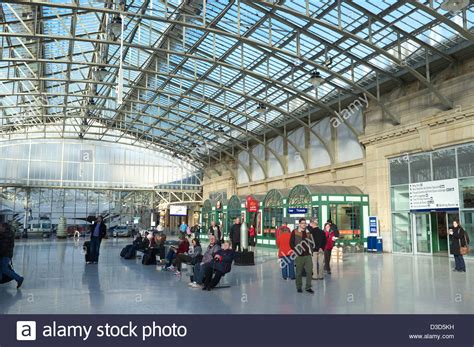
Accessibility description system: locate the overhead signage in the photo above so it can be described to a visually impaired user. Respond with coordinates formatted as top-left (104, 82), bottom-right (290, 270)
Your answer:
top-left (409, 178), bottom-right (460, 211)
top-left (169, 205), bottom-right (187, 216)
top-left (288, 207), bottom-right (308, 214)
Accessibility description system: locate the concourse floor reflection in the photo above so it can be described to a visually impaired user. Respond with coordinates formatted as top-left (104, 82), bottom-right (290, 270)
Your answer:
top-left (0, 238), bottom-right (472, 314)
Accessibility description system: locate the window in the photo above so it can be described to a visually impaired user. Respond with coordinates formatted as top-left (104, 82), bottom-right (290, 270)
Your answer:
top-left (392, 213), bottom-right (412, 253)
top-left (459, 178), bottom-right (474, 209)
top-left (391, 185), bottom-right (409, 211)
top-left (410, 154), bottom-right (431, 183)
top-left (390, 157), bottom-right (409, 185)
top-left (458, 145), bottom-right (474, 178)
top-left (432, 149), bottom-right (456, 180)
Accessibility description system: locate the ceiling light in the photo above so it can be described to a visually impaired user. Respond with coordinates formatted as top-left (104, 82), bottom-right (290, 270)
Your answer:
top-left (216, 126), bottom-right (225, 133)
top-left (108, 16), bottom-right (122, 38)
top-left (94, 66), bottom-right (108, 81)
top-left (440, 0), bottom-right (469, 12)
top-left (256, 102), bottom-right (267, 114)
top-left (310, 71), bottom-right (324, 87)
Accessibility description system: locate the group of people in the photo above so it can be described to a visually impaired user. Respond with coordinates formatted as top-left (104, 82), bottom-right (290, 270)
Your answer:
top-left (277, 218), bottom-right (338, 293)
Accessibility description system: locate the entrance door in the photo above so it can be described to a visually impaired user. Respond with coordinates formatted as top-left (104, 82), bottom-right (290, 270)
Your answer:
top-left (412, 213), bottom-right (432, 254)
top-left (446, 212), bottom-right (459, 254)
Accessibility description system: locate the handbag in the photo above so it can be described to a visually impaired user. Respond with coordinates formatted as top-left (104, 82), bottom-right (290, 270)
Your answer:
top-left (460, 234), bottom-right (470, 256)
top-left (459, 236), bottom-right (469, 255)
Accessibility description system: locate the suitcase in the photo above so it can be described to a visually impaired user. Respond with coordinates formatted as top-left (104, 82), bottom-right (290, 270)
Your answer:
top-left (83, 241), bottom-right (93, 263)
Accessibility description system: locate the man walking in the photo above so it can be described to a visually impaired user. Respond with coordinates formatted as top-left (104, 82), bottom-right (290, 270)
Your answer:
top-left (0, 223), bottom-right (24, 288)
top-left (290, 218), bottom-right (314, 294)
top-left (89, 216), bottom-right (107, 264)
top-left (229, 217), bottom-right (241, 252)
top-left (307, 218), bottom-right (326, 280)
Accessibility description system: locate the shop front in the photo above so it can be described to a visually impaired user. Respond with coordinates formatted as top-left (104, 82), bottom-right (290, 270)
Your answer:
top-left (261, 189), bottom-right (288, 245)
top-left (390, 143), bottom-right (474, 257)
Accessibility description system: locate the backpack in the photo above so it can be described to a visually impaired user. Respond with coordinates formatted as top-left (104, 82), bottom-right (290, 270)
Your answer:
top-left (120, 245), bottom-right (132, 258)
top-left (142, 252), bottom-right (157, 265)
top-left (124, 245), bottom-right (136, 259)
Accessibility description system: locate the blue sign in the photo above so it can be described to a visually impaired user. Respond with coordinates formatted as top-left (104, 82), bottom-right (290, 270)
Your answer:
top-left (369, 216), bottom-right (378, 235)
top-left (288, 207), bottom-right (308, 214)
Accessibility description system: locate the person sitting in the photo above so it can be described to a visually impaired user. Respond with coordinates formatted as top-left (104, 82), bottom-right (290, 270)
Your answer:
top-left (156, 233), bottom-right (166, 260)
top-left (202, 241), bottom-right (234, 291)
top-left (174, 238), bottom-right (202, 276)
top-left (133, 234), bottom-right (143, 248)
top-left (164, 235), bottom-right (189, 270)
top-left (189, 234), bottom-right (220, 288)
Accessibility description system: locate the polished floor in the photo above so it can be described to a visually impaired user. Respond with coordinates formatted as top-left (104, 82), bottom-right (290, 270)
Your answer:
top-left (0, 238), bottom-right (472, 314)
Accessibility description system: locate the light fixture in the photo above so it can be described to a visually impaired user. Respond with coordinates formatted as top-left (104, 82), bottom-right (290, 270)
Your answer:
top-left (310, 70), bottom-right (324, 87)
top-left (256, 102), bottom-right (267, 113)
top-left (94, 66), bottom-right (108, 81)
top-left (87, 98), bottom-right (96, 110)
top-left (216, 126), bottom-right (225, 134)
top-left (109, 15), bottom-right (123, 38)
top-left (440, 0), bottom-right (469, 12)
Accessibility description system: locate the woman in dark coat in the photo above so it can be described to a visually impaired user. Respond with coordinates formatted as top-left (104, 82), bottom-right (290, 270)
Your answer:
top-left (202, 241), bottom-right (234, 291)
top-left (449, 220), bottom-right (470, 272)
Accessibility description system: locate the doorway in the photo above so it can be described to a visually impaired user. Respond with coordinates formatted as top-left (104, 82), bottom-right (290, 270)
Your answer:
top-left (411, 211), bottom-right (459, 256)
top-left (430, 212), bottom-right (459, 255)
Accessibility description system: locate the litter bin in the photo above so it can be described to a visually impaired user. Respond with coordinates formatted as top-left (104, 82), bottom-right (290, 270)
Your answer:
top-left (376, 237), bottom-right (383, 253)
top-left (367, 236), bottom-right (377, 252)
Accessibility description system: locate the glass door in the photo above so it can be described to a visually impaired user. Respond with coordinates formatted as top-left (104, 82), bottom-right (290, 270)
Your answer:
top-left (446, 212), bottom-right (459, 255)
top-left (412, 213), bottom-right (432, 254)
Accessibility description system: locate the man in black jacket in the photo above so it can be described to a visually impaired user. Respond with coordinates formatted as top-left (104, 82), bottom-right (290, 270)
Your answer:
top-left (290, 218), bottom-right (314, 294)
top-left (0, 223), bottom-right (24, 288)
top-left (88, 216), bottom-right (107, 264)
top-left (229, 217), bottom-right (241, 252)
top-left (307, 218), bottom-right (326, 280)
top-left (327, 219), bottom-right (340, 237)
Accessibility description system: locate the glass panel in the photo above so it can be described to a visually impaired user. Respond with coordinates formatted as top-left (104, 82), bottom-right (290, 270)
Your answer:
top-left (459, 178), bottom-right (474, 209)
top-left (337, 204), bottom-right (361, 240)
top-left (461, 211), bottom-right (473, 257)
top-left (457, 144), bottom-right (474, 178)
top-left (390, 157), bottom-right (409, 185)
top-left (391, 185), bottom-right (409, 211)
top-left (392, 212), bottom-right (412, 253)
top-left (432, 148), bottom-right (456, 180)
top-left (410, 154), bottom-right (431, 183)
top-left (414, 213), bottom-right (431, 253)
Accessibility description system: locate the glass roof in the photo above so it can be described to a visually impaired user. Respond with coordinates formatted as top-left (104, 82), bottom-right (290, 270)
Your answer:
top-left (0, 0), bottom-right (472, 169)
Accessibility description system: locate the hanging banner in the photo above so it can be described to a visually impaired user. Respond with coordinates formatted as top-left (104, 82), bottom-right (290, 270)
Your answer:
top-left (245, 196), bottom-right (259, 212)
top-left (409, 178), bottom-right (460, 211)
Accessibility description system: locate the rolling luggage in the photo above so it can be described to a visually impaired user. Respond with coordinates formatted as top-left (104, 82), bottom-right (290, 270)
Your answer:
top-left (83, 241), bottom-right (92, 263)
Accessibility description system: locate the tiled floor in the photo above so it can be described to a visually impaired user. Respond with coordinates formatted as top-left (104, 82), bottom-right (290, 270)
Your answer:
top-left (0, 238), bottom-right (472, 314)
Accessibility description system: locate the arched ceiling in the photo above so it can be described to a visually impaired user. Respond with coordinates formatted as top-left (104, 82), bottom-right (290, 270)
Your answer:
top-left (0, 0), bottom-right (472, 170)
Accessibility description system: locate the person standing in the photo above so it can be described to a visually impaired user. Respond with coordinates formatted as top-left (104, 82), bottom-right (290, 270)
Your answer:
top-left (275, 222), bottom-right (290, 240)
top-left (326, 219), bottom-right (340, 238)
top-left (229, 217), bottom-right (241, 252)
top-left (449, 220), bottom-right (470, 272)
top-left (0, 223), bottom-right (24, 288)
top-left (276, 226), bottom-right (295, 280)
top-left (209, 221), bottom-right (221, 243)
top-left (249, 224), bottom-right (256, 250)
top-left (290, 218), bottom-right (314, 294)
top-left (179, 221), bottom-right (188, 236)
top-left (193, 224), bottom-right (201, 240)
top-left (89, 216), bottom-right (107, 264)
top-left (307, 218), bottom-right (326, 280)
top-left (323, 222), bottom-right (335, 274)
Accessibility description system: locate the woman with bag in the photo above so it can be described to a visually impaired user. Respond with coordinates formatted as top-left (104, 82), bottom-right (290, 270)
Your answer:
top-left (449, 220), bottom-right (470, 273)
